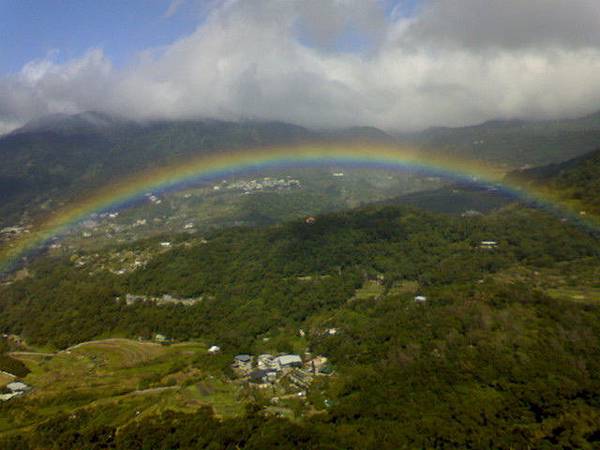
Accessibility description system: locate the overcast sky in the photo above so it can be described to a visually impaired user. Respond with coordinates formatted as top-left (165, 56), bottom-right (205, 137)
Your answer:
top-left (2, 0), bottom-right (600, 134)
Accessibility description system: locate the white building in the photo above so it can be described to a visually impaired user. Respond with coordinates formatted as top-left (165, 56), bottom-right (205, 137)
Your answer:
top-left (480, 241), bottom-right (498, 249)
top-left (6, 381), bottom-right (30, 392)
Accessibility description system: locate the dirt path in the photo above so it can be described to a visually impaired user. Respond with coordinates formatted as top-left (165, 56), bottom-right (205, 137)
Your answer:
top-left (128, 386), bottom-right (179, 396)
top-left (10, 338), bottom-right (159, 358)
top-left (9, 351), bottom-right (55, 357)
top-left (63, 338), bottom-right (162, 352)
top-left (64, 338), bottom-right (135, 352)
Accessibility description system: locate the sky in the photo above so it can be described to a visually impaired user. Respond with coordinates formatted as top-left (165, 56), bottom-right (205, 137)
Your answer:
top-left (1, 0), bottom-right (600, 134)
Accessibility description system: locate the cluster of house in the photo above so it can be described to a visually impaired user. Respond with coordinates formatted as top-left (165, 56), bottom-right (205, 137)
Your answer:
top-left (461, 209), bottom-right (482, 218)
top-left (0, 225), bottom-right (30, 247)
top-left (0, 381), bottom-right (31, 402)
top-left (232, 353), bottom-right (332, 389)
top-left (0, 225), bottom-right (28, 236)
top-left (145, 193), bottom-right (162, 205)
top-left (212, 177), bottom-right (301, 194)
top-left (124, 293), bottom-right (201, 306)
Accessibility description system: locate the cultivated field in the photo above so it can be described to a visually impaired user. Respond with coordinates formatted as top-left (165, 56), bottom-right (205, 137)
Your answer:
top-left (0, 339), bottom-right (245, 438)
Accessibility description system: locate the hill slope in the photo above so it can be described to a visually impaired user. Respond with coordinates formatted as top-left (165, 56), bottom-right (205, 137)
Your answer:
top-left (507, 147), bottom-right (600, 215)
top-left (1, 203), bottom-right (600, 447)
top-left (404, 111), bottom-right (600, 167)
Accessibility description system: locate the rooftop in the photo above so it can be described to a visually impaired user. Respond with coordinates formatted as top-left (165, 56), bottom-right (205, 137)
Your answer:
top-left (276, 354), bottom-right (302, 366)
top-left (7, 382), bottom-right (30, 392)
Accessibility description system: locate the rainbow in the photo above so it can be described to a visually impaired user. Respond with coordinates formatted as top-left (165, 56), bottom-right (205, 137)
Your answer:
top-left (0, 143), bottom-right (595, 273)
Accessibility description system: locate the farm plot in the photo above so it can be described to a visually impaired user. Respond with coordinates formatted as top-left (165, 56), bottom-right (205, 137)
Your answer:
top-left (0, 339), bottom-right (242, 437)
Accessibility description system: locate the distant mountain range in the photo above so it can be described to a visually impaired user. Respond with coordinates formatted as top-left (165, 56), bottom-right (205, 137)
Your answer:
top-left (0, 112), bottom-right (397, 227)
top-left (2, 109), bottom-right (600, 227)
top-left (400, 110), bottom-right (600, 167)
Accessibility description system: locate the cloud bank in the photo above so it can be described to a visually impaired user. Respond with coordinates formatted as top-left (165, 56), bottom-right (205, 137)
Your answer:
top-left (2, 0), bottom-right (600, 133)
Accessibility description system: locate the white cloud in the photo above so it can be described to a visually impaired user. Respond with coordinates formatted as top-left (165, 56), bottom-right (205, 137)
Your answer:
top-left (407, 0), bottom-right (600, 50)
top-left (2, 0), bottom-right (600, 133)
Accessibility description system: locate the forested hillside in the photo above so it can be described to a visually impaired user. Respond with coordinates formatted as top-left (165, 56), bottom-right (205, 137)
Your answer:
top-left (1, 204), bottom-right (600, 448)
top-left (404, 111), bottom-right (600, 167)
top-left (507, 147), bottom-right (600, 215)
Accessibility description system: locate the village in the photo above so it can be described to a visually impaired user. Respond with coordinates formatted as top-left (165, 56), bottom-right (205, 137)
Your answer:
top-left (121, 293), bottom-right (204, 306)
top-left (214, 176), bottom-right (301, 194)
top-left (154, 330), bottom-right (336, 399)
top-left (1, 330), bottom-right (334, 411)
top-left (227, 350), bottom-right (333, 397)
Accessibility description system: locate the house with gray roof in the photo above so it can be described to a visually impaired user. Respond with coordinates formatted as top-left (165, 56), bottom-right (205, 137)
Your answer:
top-left (275, 354), bottom-right (303, 369)
top-left (234, 354), bottom-right (251, 363)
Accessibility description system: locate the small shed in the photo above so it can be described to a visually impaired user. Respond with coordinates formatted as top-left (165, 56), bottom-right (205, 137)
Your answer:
top-left (208, 345), bottom-right (221, 354)
top-left (480, 241), bottom-right (498, 249)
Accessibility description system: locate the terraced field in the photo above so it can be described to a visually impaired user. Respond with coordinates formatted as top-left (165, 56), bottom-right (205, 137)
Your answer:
top-left (0, 339), bottom-right (244, 438)
top-left (66, 338), bottom-right (167, 368)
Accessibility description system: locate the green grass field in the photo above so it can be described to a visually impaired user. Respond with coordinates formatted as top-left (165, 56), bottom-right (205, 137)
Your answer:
top-left (352, 280), bottom-right (385, 300)
top-left (546, 286), bottom-right (600, 303)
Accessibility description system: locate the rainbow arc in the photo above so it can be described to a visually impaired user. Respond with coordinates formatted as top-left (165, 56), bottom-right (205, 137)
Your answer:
top-left (0, 144), bottom-right (593, 272)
